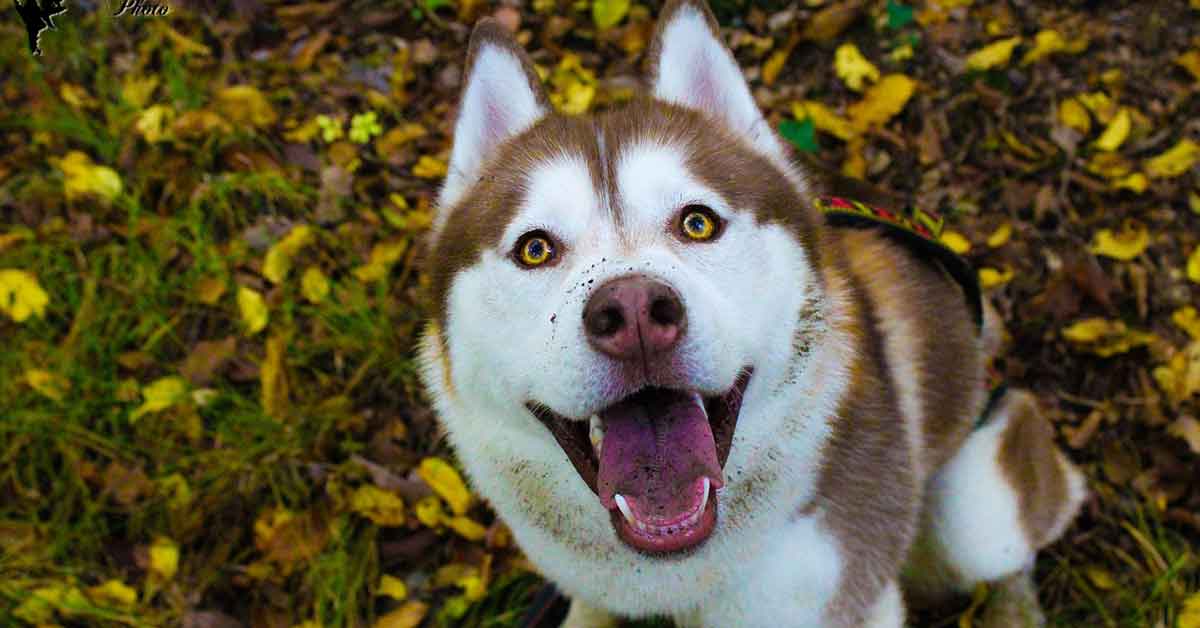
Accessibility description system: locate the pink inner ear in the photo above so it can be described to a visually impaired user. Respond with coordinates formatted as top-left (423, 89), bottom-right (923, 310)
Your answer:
top-left (483, 100), bottom-right (511, 150)
top-left (690, 62), bottom-right (721, 118)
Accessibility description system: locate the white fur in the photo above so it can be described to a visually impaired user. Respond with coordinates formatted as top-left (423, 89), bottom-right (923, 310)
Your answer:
top-left (861, 581), bottom-right (904, 628)
top-left (925, 412), bottom-right (1035, 586)
top-left (437, 43), bottom-right (547, 236)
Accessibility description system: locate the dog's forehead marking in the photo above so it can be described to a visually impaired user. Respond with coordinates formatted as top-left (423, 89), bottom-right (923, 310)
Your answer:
top-left (507, 152), bottom-right (601, 246)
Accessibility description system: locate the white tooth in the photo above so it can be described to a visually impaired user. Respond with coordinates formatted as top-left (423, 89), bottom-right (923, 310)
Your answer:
top-left (693, 392), bottom-right (707, 418)
top-left (589, 414), bottom-right (604, 456)
top-left (615, 494), bottom-right (636, 525)
top-left (699, 478), bottom-right (711, 514)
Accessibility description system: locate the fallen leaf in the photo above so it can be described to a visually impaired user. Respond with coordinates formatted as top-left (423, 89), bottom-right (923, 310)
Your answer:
top-left (1169, 416), bottom-right (1200, 454)
top-left (121, 75), bottom-right (160, 108)
top-left (1190, 247), bottom-right (1200, 284)
top-left (135, 105), bottom-right (175, 143)
top-left (847, 74), bottom-right (917, 132)
top-left (1176, 50), bottom-right (1200, 82)
top-left (52, 151), bottom-right (123, 202)
top-left (149, 536), bottom-right (180, 581)
top-left (418, 457), bottom-right (472, 516)
top-left (415, 495), bottom-right (445, 528)
top-left (1089, 220), bottom-right (1149, 261)
top-left (131, 376), bottom-right (189, 421)
top-left (86, 579), bottom-right (137, 608)
top-left (966, 36), bottom-right (1022, 71)
top-left (779, 118), bottom-right (819, 153)
top-left (793, 101), bottom-right (855, 141)
top-left (350, 485), bottom-right (406, 526)
top-left (301, 267), bottom-right (330, 304)
top-left (263, 225), bottom-right (315, 284)
top-left (0, 269), bottom-right (49, 322)
top-left (1111, 172), bottom-right (1148, 193)
top-left (548, 54), bottom-right (597, 115)
top-left (592, 0), bottom-right (630, 29)
top-left (986, 222), bottom-right (1012, 248)
top-left (353, 239), bottom-right (408, 282)
top-left (25, 369), bottom-right (69, 402)
top-left (761, 47), bottom-right (791, 87)
top-left (1058, 97), bottom-right (1091, 135)
top-left (1174, 307), bottom-right (1200, 341)
top-left (1078, 91), bottom-right (1117, 124)
top-left (1020, 29), bottom-right (1064, 65)
top-left (374, 601), bottom-right (428, 628)
top-left (834, 43), bottom-right (880, 91)
top-left (1093, 107), bottom-right (1131, 152)
top-left (940, 230), bottom-right (971, 254)
top-left (379, 575), bottom-right (408, 601)
top-left (978, 266), bottom-right (1013, 289)
top-left (215, 85), bottom-right (277, 129)
top-left (194, 276), bottom-right (226, 305)
top-left (412, 155), bottom-right (448, 179)
top-left (1062, 318), bottom-right (1156, 357)
top-left (1143, 139), bottom-right (1199, 179)
top-left (237, 287), bottom-right (269, 335)
top-left (349, 112), bottom-right (383, 144)
top-left (444, 515), bottom-right (487, 541)
top-left (1154, 343), bottom-right (1200, 406)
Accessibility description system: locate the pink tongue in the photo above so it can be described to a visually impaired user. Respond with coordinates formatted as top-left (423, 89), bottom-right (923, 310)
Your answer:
top-left (596, 389), bottom-right (723, 520)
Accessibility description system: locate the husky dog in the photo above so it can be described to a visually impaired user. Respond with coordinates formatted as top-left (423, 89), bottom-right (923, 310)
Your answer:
top-left (417, 1), bottom-right (1087, 625)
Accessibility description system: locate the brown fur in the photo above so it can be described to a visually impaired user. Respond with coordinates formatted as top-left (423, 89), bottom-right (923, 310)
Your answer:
top-left (996, 391), bottom-right (1071, 549)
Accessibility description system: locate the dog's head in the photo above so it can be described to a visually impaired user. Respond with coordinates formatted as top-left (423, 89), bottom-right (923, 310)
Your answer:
top-left (419, 0), bottom-right (847, 611)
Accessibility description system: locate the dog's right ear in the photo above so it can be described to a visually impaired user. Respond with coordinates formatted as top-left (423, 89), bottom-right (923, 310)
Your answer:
top-left (438, 20), bottom-right (549, 218)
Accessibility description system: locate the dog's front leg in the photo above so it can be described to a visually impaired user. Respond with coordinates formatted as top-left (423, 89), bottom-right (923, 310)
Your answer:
top-left (562, 599), bottom-right (619, 628)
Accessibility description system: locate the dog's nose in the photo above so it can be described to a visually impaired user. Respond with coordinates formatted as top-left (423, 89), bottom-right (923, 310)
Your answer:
top-left (583, 275), bottom-right (686, 362)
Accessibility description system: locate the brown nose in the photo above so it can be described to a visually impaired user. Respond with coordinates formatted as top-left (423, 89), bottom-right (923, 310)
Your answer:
top-left (583, 276), bottom-right (686, 362)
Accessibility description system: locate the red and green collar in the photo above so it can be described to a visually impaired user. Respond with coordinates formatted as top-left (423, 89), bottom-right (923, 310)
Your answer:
top-left (814, 195), bottom-right (983, 329)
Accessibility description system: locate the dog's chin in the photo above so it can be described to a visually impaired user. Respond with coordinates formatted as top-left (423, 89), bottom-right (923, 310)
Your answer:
top-left (527, 368), bottom-right (753, 556)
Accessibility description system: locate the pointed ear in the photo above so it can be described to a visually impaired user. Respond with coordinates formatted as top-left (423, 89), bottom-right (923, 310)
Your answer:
top-left (439, 20), bottom-right (549, 213)
top-left (646, 0), bottom-right (787, 163)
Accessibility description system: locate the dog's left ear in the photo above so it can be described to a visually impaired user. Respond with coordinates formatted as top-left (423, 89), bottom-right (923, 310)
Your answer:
top-left (646, 0), bottom-right (788, 163)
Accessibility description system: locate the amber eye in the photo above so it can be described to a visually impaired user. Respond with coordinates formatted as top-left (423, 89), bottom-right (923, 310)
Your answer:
top-left (515, 231), bottom-right (556, 267)
top-left (680, 205), bottom-right (719, 241)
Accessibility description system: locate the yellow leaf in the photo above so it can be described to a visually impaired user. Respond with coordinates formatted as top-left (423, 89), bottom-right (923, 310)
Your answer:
top-left (986, 222), bottom-right (1012, 248)
top-left (592, 0), bottom-right (630, 29)
top-left (444, 515), bottom-right (488, 541)
top-left (1058, 97), bottom-right (1091, 135)
top-left (1192, 192), bottom-right (1200, 215)
top-left (940, 230), bottom-right (971, 254)
top-left (379, 575), bottom-right (408, 601)
top-left (1172, 416), bottom-right (1200, 454)
top-left (149, 536), bottom-right (180, 581)
top-left (1062, 318), bottom-right (1156, 358)
top-left (195, 276), bottom-right (226, 305)
top-left (263, 225), bottom-right (315, 284)
top-left (842, 136), bottom-right (867, 179)
top-left (1077, 91), bottom-right (1116, 123)
top-left (978, 266), bottom-right (1013, 289)
top-left (215, 85), bottom-right (278, 129)
top-left (412, 155), bottom-right (448, 179)
top-left (834, 43), bottom-right (880, 92)
top-left (0, 269), bottom-right (49, 322)
top-left (1174, 307), bottom-right (1200, 341)
top-left (237, 287), bottom-right (269, 334)
top-left (548, 54), bottom-right (597, 115)
top-left (1177, 50), bottom-right (1200, 82)
top-left (376, 123), bottom-right (428, 155)
top-left (53, 151), bottom-right (123, 201)
top-left (848, 74), bottom-right (917, 132)
top-left (353, 239), bottom-right (409, 283)
top-left (1084, 565), bottom-right (1117, 590)
top-left (0, 228), bottom-right (32, 254)
top-left (415, 495), bottom-right (445, 528)
top-left (135, 105), bottom-right (174, 143)
top-left (966, 36), bottom-right (1022, 71)
top-left (1093, 107), bottom-right (1131, 152)
top-left (1089, 220), bottom-right (1149, 261)
top-left (301, 267), bottom-right (330, 304)
top-left (761, 48), bottom-right (791, 87)
top-left (13, 584), bottom-right (85, 624)
top-left (86, 579), bottom-right (137, 608)
top-left (121, 75), bottom-right (160, 108)
top-left (418, 457), bottom-right (472, 516)
top-left (1189, 246), bottom-right (1200, 284)
top-left (131, 376), bottom-right (188, 421)
top-left (350, 485), bottom-right (406, 526)
top-left (374, 601), bottom-right (429, 628)
top-left (1020, 29), bottom-right (1065, 65)
top-left (1111, 172), bottom-right (1148, 194)
top-left (793, 101), bottom-right (855, 141)
top-left (1154, 343), bottom-right (1200, 406)
top-left (25, 369), bottom-right (69, 402)
top-left (261, 334), bottom-right (289, 420)
top-left (456, 574), bottom-right (487, 601)
top-left (1144, 139), bottom-right (1199, 179)
top-left (164, 25), bottom-right (211, 55)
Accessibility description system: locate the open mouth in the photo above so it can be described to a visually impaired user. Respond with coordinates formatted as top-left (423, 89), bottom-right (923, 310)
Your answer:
top-left (528, 369), bottom-right (752, 555)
